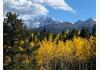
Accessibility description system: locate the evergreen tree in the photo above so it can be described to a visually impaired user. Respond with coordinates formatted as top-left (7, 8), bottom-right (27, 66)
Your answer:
top-left (67, 29), bottom-right (79, 39)
top-left (80, 27), bottom-right (90, 38)
top-left (3, 12), bottom-right (25, 46)
top-left (92, 24), bottom-right (96, 37)
top-left (61, 30), bottom-right (69, 41)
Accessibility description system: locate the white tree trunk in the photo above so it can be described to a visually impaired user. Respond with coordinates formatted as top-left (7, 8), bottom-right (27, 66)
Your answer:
top-left (55, 59), bottom-right (57, 70)
top-left (85, 62), bottom-right (87, 70)
top-left (91, 62), bottom-right (92, 70)
top-left (79, 62), bottom-right (81, 70)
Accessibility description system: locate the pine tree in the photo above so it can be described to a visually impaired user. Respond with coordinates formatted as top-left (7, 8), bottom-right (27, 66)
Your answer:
top-left (3, 12), bottom-right (25, 46)
top-left (92, 24), bottom-right (96, 37)
top-left (80, 27), bottom-right (90, 38)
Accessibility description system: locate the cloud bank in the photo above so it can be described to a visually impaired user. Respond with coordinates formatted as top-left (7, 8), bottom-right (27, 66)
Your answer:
top-left (4, 0), bottom-right (75, 20)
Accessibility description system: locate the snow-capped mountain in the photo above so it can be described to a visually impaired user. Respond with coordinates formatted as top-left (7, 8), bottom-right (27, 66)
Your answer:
top-left (24, 17), bottom-right (96, 33)
top-left (24, 17), bottom-right (60, 29)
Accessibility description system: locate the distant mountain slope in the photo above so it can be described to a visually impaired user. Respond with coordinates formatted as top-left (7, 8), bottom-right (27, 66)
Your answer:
top-left (25, 17), bottom-right (96, 33)
top-left (24, 17), bottom-right (60, 29)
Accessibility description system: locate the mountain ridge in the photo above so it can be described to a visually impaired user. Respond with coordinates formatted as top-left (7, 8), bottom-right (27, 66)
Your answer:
top-left (24, 17), bottom-right (96, 33)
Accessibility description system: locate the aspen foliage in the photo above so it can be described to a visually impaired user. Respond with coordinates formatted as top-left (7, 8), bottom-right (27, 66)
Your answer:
top-left (35, 36), bottom-right (95, 68)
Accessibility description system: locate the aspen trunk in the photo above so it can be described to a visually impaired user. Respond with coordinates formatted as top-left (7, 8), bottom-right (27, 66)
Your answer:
top-left (65, 62), bottom-right (67, 70)
top-left (54, 59), bottom-right (56, 70)
top-left (85, 62), bottom-right (87, 70)
top-left (61, 60), bottom-right (63, 70)
top-left (91, 62), bottom-right (92, 70)
top-left (79, 62), bottom-right (81, 70)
